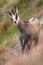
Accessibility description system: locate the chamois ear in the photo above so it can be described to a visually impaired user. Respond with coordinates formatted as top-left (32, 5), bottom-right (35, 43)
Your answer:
top-left (16, 7), bottom-right (18, 15)
top-left (11, 9), bottom-right (14, 14)
top-left (8, 11), bottom-right (12, 17)
top-left (7, 11), bottom-right (13, 21)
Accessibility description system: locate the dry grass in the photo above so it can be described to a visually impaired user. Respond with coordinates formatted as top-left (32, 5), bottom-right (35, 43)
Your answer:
top-left (0, 29), bottom-right (43, 65)
top-left (5, 44), bottom-right (43, 65)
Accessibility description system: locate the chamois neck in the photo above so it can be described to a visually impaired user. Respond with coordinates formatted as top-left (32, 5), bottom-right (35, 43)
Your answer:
top-left (17, 18), bottom-right (25, 33)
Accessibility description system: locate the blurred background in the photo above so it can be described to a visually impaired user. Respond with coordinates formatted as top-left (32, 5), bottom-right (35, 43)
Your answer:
top-left (0, 0), bottom-right (43, 65)
top-left (0, 0), bottom-right (43, 47)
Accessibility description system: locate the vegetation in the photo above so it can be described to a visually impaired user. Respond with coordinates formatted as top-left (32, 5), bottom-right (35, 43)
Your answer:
top-left (0, 0), bottom-right (43, 46)
top-left (37, 0), bottom-right (43, 7)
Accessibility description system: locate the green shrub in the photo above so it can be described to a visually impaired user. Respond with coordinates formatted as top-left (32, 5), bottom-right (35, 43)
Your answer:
top-left (37, 0), bottom-right (43, 7)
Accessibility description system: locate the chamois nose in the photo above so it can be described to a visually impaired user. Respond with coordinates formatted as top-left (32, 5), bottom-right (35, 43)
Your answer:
top-left (15, 21), bottom-right (16, 23)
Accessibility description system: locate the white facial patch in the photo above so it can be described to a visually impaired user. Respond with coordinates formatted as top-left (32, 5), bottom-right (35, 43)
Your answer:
top-left (11, 13), bottom-right (19, 25)
top-left (12, 14), bottom-right (16, 22)
top-left (16, 16), bottom-right (19, 24)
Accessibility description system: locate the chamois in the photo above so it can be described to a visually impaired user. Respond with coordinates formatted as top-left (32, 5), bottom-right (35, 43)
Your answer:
top-left (8, 8), bottom-right (41, 52)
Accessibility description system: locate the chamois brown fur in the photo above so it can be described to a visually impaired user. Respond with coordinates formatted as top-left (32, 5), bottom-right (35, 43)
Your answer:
top-left (17, 17), bottom-right (41, 52)
top-left (8, 9), bottom-right (41, 52)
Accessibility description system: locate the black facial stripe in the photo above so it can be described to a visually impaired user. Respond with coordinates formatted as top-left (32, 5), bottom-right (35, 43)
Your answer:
top-left (10, 18), bottom-right (13, 21)
top-left (16, 13), bottom-right (18, 20)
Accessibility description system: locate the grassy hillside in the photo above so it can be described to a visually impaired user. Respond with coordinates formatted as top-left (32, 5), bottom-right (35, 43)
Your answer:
top-left (0, 0), bottom-right (43, 46)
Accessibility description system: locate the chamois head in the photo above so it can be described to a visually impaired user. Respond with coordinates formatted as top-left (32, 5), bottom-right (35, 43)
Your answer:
top-left (8, 8), bottom-right (19, 25)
